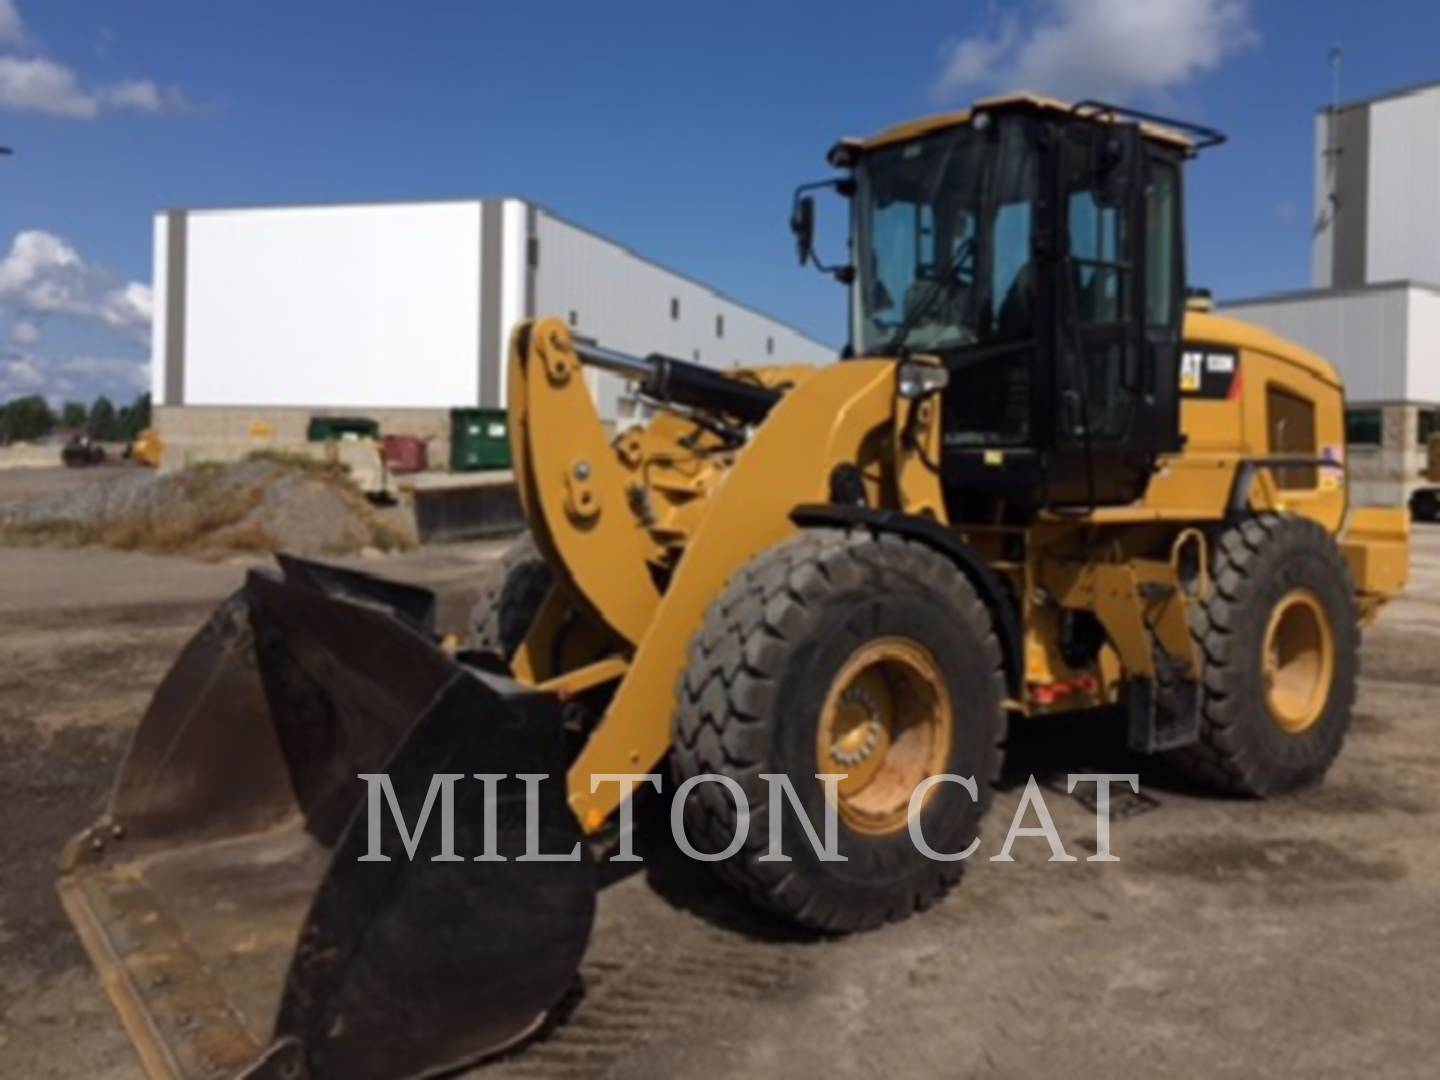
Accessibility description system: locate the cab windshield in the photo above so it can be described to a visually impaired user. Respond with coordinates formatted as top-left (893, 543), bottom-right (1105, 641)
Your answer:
top-left (852, 117), bottom-right (1039, 357)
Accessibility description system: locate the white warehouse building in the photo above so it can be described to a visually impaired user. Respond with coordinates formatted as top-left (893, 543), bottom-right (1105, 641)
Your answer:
top-left (150, 198), bottom-right (834, 466)
top-left (1223, 80), bottom-right (1440, 508)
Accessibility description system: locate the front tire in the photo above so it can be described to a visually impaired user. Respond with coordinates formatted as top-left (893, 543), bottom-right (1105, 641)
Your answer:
top-left (672, 528), bottom-right (1007, 932)
top-left (1166, 514), bottom-right (1359, 796)
top-left (468, 534), bottom-right (552, 659)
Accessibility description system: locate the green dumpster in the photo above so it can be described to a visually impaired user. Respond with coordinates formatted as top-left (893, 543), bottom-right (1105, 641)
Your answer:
top-left (450, 408), bottom-right (511, 471)
top-left (307, 415), bottom-right (380, 442)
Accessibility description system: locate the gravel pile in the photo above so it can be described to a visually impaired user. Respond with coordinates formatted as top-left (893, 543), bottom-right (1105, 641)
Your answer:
top-left (0, 457), bottom-right (415, 557)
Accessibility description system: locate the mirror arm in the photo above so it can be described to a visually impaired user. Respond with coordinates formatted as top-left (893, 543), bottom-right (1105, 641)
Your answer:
top-left (790, 177), bottom-right (856, 284)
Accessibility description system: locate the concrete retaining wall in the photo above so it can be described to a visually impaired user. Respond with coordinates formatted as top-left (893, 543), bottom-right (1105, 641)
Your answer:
top-left (0, 443), bottom-right (64, 469)
top-left (155, 405), bottom-right (451, 471)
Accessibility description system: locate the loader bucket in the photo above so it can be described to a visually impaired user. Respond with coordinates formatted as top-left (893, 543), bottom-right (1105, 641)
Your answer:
top-left (57, 556), bottom-right (595, 1080)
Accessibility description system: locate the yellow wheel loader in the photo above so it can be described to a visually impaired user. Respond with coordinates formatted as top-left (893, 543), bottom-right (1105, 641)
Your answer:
top-left (59, 94), bottom-right (1410, 1079)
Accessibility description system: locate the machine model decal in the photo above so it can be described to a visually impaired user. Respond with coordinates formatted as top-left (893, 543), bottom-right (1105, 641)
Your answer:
top-left (1180, 345), bottom-right (1241, 400)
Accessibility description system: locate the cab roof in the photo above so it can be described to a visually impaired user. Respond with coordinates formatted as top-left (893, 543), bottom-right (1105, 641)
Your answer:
top-left (841, 93), bottom-right (1206, 161)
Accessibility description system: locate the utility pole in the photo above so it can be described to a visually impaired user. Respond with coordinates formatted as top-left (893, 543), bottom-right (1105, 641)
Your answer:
top-left (1316, 47), bottom-right (1344, 239)
top-left (1330, 46), bottom-right (1343, 118)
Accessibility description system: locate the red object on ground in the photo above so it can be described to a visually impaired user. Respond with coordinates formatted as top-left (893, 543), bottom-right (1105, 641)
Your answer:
top-left (381, 434), bottom-right (428, 474)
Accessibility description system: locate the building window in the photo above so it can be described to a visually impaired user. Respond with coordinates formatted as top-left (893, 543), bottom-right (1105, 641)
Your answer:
top-left (568, 310), bottom-right (578, 327)
top-left (670, 298), bottom-right (680, 321)
top-left (1419, 409), bottom-right (1439, 447)
top-left (1346, 408), bottom-right (1382, 447)
top-left (766, 336), bottom-right (774, 356)
top-left (715, 314), bottom-right (724, 339)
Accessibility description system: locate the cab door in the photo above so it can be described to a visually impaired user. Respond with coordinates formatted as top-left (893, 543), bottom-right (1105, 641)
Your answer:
top-left (1045, 122), bottom-right (1184, 507)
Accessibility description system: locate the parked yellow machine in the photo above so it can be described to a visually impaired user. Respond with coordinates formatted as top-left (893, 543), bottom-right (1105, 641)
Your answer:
top-left (127, 427), bottom-right (163, 468)
top-left (59, 95), bottom-right (1409, 1079)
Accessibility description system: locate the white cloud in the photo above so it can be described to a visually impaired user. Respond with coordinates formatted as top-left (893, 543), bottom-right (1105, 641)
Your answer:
top-left (934, 0), bottom-right (1258, 103)
top-left (0, 55), bottom-right (189, 118)
top-left (0, 56), bottom-right (91, 117)
top-left (2, 355), bottom-right (43, 390)
top-left (0, 3), bottom-right (191, 118)
top-left (0, 0), bottom-right (23, 46)
top-left (55, 355), bottom-right (150, 394)
top-left (101, 78), bottom-right (188, 113)
top-left (937, 17), bottom-right (1021, 91)
top-left (0, 229), bottom-right (151, 345)
top-left (98, 281), bottom-right (153, 332)
top-left (10, 317), bottom-right (38, 344)
top-left (0, 352), bottom-right (149, 402)
top-left (0, 229), bottom-right (83, 302)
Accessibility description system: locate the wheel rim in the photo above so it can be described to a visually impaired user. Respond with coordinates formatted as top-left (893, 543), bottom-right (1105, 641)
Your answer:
top-left (1262, 588), bottom-right (1335, 734)
top-left (816, 637), bottom-right (953, 836)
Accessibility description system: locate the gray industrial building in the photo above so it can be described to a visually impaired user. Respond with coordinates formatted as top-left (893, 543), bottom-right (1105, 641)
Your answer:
top-left (150, 198), bottom-right (835, 468)
top-left (1223, 79), bottom-right (1440, 507)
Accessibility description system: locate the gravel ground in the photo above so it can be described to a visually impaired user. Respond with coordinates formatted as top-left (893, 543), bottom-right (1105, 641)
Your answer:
top-left (1, 528), bottom-right (1438, 1079)
top-left (0, 464), bottom-right (132, 502)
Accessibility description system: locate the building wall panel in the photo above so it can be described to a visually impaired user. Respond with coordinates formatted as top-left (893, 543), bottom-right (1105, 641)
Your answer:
top-left (1367, 89), bottom-right (1440, 286)
top-left (1407, 287), bottom-right (1440, 403)
top-left (151, 198), bottom-right (834, 431)
top-left (532, 210), bottom-right (835, 420)
top-left (150, 215), bottom-right (171, 404)
top-left (1222, 286), bottom-right (1410, 403)
top-left (179, 202), bottom-right (484, 408)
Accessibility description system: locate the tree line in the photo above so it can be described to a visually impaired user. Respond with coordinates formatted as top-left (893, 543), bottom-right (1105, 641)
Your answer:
top-left (0, 392), bottom-right (152, 444)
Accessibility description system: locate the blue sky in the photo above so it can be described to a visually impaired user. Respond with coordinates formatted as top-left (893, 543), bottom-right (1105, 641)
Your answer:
top-left (2, 0), bottom-right (1439, 405)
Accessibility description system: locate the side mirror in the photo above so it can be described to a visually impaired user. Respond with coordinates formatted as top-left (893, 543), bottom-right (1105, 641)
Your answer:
top-left (790, 195), bottom-right (815, 266)
top-left (790, 178), bottom-right (854, 284)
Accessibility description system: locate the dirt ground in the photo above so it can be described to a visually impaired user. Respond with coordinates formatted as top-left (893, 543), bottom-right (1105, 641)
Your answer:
top-left (2, 467), bottom-right (1438, 1078)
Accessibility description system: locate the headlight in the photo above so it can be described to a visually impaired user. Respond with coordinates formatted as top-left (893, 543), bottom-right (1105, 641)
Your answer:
top-left (897, 361), bottom-right (950, 400)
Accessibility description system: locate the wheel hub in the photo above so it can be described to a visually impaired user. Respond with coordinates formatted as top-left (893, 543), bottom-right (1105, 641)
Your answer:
top-left (817, 638), bottom-right (953, 836)
top-left (829, 687), bottom-right (883, 767)
top-left (1262, 588), bottom-right (1335, 735)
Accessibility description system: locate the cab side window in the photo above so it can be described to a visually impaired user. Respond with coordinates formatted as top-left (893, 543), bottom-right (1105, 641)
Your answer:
top-left (1145, 159), bottom-right (1181, 328)
top-left (1267, 386), bottom-right (1318, 489)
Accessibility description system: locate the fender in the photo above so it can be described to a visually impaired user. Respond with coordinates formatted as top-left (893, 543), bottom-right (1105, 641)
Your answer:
top-left (790, 503), bottom-right (1023, 698)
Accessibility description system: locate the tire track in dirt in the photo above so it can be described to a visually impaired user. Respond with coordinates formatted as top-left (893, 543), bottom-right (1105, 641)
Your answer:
top-left (487, 922), bottom-right (817, 1080)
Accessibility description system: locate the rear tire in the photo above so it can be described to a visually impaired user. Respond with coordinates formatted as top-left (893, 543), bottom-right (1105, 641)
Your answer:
top-left (468, 535), bottom-right (553, 659)
top-left (672, 528), bottom-right (1007, 932)
top-left (1166, 514), bottom-right (1358, 796)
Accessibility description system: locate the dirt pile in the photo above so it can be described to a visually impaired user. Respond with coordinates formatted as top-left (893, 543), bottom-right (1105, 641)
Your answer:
top-left (0, 456), bottom-right (415, 557)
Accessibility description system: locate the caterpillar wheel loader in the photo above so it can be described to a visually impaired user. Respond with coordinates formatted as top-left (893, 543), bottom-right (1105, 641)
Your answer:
top-left (59, 94), bottom-right (1410, 1079)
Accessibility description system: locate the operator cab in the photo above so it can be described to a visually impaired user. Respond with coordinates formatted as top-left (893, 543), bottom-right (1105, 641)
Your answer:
top-left (793, 94), bottom-right (1224, 517)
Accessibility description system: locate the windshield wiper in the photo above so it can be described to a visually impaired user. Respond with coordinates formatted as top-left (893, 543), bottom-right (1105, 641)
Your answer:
top-left (881, 236), bottom-right (976, 355)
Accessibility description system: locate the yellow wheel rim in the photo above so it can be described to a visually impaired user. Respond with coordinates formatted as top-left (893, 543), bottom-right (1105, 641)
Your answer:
top-left (1262, 588), bottom-right (1335, 735)
top-left (816, 637), bottom-right (953, 836)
